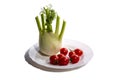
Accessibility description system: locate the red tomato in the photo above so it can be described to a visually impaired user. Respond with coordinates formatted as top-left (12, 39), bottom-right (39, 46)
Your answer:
top-left (57, 54), bottom-right (65, 60)
top-left (60, 48), bottom-right (68, 56)
top-left (69, 51), bottom-right (76, 58)
top-left (74, 48), bottom-right (83, 56)
top-left (58, 56), bottom-right (69, 66)
top-left (70, 55), bottom-right (80, 64)
top-left (49, 55), bottom-right (59, 65)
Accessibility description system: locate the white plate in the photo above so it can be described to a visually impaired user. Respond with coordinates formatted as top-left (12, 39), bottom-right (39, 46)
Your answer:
top-left (25, 39), bottom-right (93, 72)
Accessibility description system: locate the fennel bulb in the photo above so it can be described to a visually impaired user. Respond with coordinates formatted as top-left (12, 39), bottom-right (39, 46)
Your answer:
top-left (35, 5), bottom-right (66, 56)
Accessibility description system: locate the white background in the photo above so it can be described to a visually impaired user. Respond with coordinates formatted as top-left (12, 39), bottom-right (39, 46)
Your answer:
top-left (0, 0), bottom-right (120, 80)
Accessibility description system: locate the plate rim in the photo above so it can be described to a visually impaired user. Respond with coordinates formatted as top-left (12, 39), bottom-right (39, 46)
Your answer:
top-left (25, 39), bottom-right (93, 72)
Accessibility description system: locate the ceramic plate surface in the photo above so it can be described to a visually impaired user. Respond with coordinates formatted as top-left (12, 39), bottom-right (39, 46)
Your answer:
top-left (25, 39), bottom-right (93, 72)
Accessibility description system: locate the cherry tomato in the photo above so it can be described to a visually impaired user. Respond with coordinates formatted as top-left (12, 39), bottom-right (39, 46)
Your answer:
top-left (74, 48), bottom-right (83, 56)
top-left (57, 54), bottom-right (65, 60)
top-left (60, 48), bottom-right (68, 56)
top-left (69, 51), bottom-right (76, 58)
top-left (49, 55), bottom-right (58, 65)
top-left (70, 55), bottom-right (80, 64)
top-left (58, 56), bottom-right (69, 66)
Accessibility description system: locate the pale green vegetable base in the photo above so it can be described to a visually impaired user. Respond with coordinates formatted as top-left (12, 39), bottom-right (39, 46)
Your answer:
top-left (39, 32), bottom-right (62, 56)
